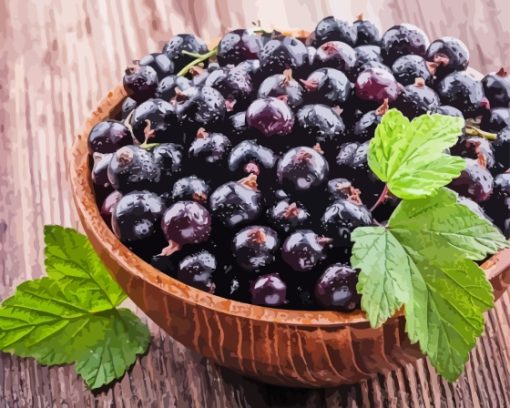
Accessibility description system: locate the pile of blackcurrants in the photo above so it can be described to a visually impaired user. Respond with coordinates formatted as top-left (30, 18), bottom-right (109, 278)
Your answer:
top-left (88, 16), bottom-right (510, 311)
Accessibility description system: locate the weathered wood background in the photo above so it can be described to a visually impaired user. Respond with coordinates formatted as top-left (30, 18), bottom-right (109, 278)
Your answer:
top-left (1, 0), bottom-right (509, 406)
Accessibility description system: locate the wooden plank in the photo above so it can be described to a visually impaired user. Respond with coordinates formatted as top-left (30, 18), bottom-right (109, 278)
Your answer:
top-left (0, 0), bottom-right (509, 406)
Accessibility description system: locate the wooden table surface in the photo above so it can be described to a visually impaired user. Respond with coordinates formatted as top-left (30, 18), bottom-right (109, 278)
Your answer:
top-left (1, 0), bottom-right (510, 406)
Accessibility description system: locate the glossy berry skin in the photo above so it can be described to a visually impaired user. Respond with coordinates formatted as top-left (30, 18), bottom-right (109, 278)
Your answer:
top-left (171, 176), bottom-right (209, 204)
top-left (437, 71), bottom-right (488, 118)
top-left (107, 145), bottom-right (161, 193)
top-left (232, 226), bottom-right (279, 272)
top-left (162, 34), bottom-right (208, 71)
top-left (154, 75), bottom-right (192, 100)
top-left (394, 79), bottom-right (440, 118)
top-left (355, 67), bottom-right (402, 104)
top-left (189, 130), bottom-right (231, 168)
top-left (392, 55), bottom-right (434, 86)
top-left (327, 178), bottom-right (356, 201)
top-left (353, 45), bottom-right (382, 75)
top-left (229, 111), bottom-right (249, 139)
top-left (246, 97), bottom-right (294, 137)
top-left (209, 179), bottom-right (263, 229)
top-left (153, 143), bottom-right (183, 184)
top-left (314, 41), bottom-right (357, 78)
top-left (426, 37), bottom-right (469, 77)
top-left (381, 24), bottom-right (430, 64)
top-left (91, 153), bottom-right (113, 188)
top-left (237, 59), bottom-right (262, 84)
top-left (494, 173), bottom-right (510, 200)
top-left (314, 263), bottom-right (360, 311)
top-left (123, 65), bottom-right (158, 103)
top-left (100, 190), bottom-right (122, 227)
top-left (481, 108), bottom-right (510, 133)
top-left (312, 16), bottom-right (357, 47)
top-left (336, 141), bottom-right (371, 178)
top-left (217, 29), bottom-right (263, 66)
top-left (176, 86), bottom-right (226, 129)
top-left (228, 140), bottom-right (277, 175)
top-left (450, 136), bottom-right (495, 169)
top-left (281, 229), bottom-right (331, 272)
top-left (352, 108), bottom-right (384, 141)
top-left (295, 104), bottom-right (346, 147)
top-left (177, 251), bottom-right (216, 292)
top-left (448, 158), bottom-right (494, 202)
top-left (87, 120), bottom-right (132, 154)
top-left (139, 52), bottom-right (174, 80)
top-left (267, 200), bottom-right (310, 233)
top-left (130, 98), bottom-right (179, 144)
top-left (112, 191), bottom-right (164, 243)
top-left (433, 105), bottom-right (464, 118)
top-left (482, 69), bottom-right (510, 108)
top-left (321, 198), bottom-right (372, 247)
top-left (161, 201), bottom-right (211, 247)
top-left (257, 70), bottom-right (304, 109)
top-left (250, 273), bottom-right (287, 306)
top-left (277, 146), bottom-right (329, 192)
top-left (259, 36), bottom-right (308, 76)
top-left (121, 98), bottom-right (137, 120)
top-left (353, 17), bottom-right (380, 46)
top-left (302, 68), bottom-right (352, 106)
top-left (494, 127), bottom-right (510, 171)
top-left (204, 65), bottom-right (254, 108)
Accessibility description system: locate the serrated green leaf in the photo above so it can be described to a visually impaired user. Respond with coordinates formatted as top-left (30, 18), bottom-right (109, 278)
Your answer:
top-left (44, 225), bottom-right (126, 310)
top-left (390, 188), bottom-right (509, 260)
top-left (0, 226), bottom-right (151, 390)
top-left (75, 309), bottom-right (150, 389)
top-left (0, 278), bottom-right (112, 365)
top-left (351, 227), bottom-right (412, 327)
top-left (350, 188), bottom-right (507, 381)
top-left (368, 109), bottom-right (465, 199)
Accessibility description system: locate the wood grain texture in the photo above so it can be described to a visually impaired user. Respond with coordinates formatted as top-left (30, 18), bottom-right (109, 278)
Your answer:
top-left (1, 0), bottom-right (509, 406)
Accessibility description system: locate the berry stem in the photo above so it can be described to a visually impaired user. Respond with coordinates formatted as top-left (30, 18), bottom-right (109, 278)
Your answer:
top-left (370, 184), bottom-right (389, 212)
top-left (181, 50), bottom-right (205, 59)
top-left (177, 47), bottom-right (218, 77)
top-left (464, 125), bottom-right (497, 141)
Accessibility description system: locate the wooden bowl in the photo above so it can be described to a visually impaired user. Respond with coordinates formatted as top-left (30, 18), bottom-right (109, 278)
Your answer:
top-left (70, 72), bottom-right (510, 389)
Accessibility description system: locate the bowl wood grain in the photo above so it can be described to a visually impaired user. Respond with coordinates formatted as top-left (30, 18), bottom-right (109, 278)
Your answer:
top-left (70, 65), bottom-right (510, 389)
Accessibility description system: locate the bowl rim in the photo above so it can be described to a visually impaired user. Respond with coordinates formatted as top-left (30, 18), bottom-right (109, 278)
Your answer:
top-left (70, 51), bottom-right (510, 330)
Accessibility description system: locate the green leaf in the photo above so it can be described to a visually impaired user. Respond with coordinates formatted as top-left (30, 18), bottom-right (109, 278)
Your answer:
top-left (75, 309), bottom-right (150, 389)
top-left (390, 188), bottom-right (509, 260)
top-left (44, 225), bottom-right (126, 311)
top-left (368, 109), bottom-right (466, 199)
top-left (0, 226), bottom-right (151, 390)
top-left (351, 188), bottom-right (508, 381)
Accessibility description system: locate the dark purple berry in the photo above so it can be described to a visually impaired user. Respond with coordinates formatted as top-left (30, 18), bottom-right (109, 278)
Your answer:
top-left (112, 191), bottom-right (164, 243)
top-left (481, 107), bottom-right (510, 133)
top-left (130, 98), bottom-right (180, 144)
top-left (232, 226), bottom-right (279, 272)
top-left (353, 15), bottom-right (380, 46)
top-left (482, 68), bottom-right (510, 108)
top-left (87, 120), bottom-right (132, 154)
top-left (314, 264), bottom-right (360, 311)
top-left (189, 128), bottom-right (231, 167)
top-left (448, 158), bottom-right (493, 202)
top-left (392, 55), bottom-right (436, 86)
top-left (172, 176), bottom-right (209, 204)
top-left (139, 53), bottom-right (174, 80)
top-left (450, 136), bottom-right (495, 169)
top-left (175, 86), bottom-right (226, 129)
top-left (381, 24), bottom-right (430, 64)
top-left (204, 64), bottom-right (254, 109)
top-left (295, 104), bottom-right (346, 148)
top-left (250, 273), bottom-right (287, 306)
top-left (301, 68), bottom-right (352, 106)
top-left (100, 191), bottom-right (122, 227)
top-left (217, 29), bottom-right (264, 66)
top-left (246, 97), bottom-right (294, 137)
top-left (209, 175), bottom-right (263, 229)
top-left (123, 65), bottom-right (158, 103)
top-left (314, 41), bottom-right (357, 78)
top-left (281, 229), bottom-right (331, 272)
top-left (160, 201), bottom-right (212, 255)
top-left (426, 37), bottom-right (469, 77)
top-left (355, 67), bottom-right (402, 104)
top-left (393, 77), bottom-right (440, 118)
top-left (277, 146), bottom-right (329, 192)
top-left (177, 251), bottom-right (216, 292)
top-left (259, 36), bottom-right (308, 76)
top-left (267, 201), bottom-right (310, 233)
top-left (153, 143), bottom-right (184, 183)
top-left (107, 145), bottom-right (161, 193)
top-left (257, 69), bottom-right (304, 109)
top-left (155, 75), bottom-right (192, 100)
top-left (228, 140), bottom-right (277, 176)
top-left (91, 153), bottom-right (112, 188)
top-left (433, 105), bottom-right (464, 118)
top-left (121, 98), bottom-right (137, 120)
top-left (162, 34), bottom-right (208, 71)
top-left (312, 16), bottom-right (357, 47)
